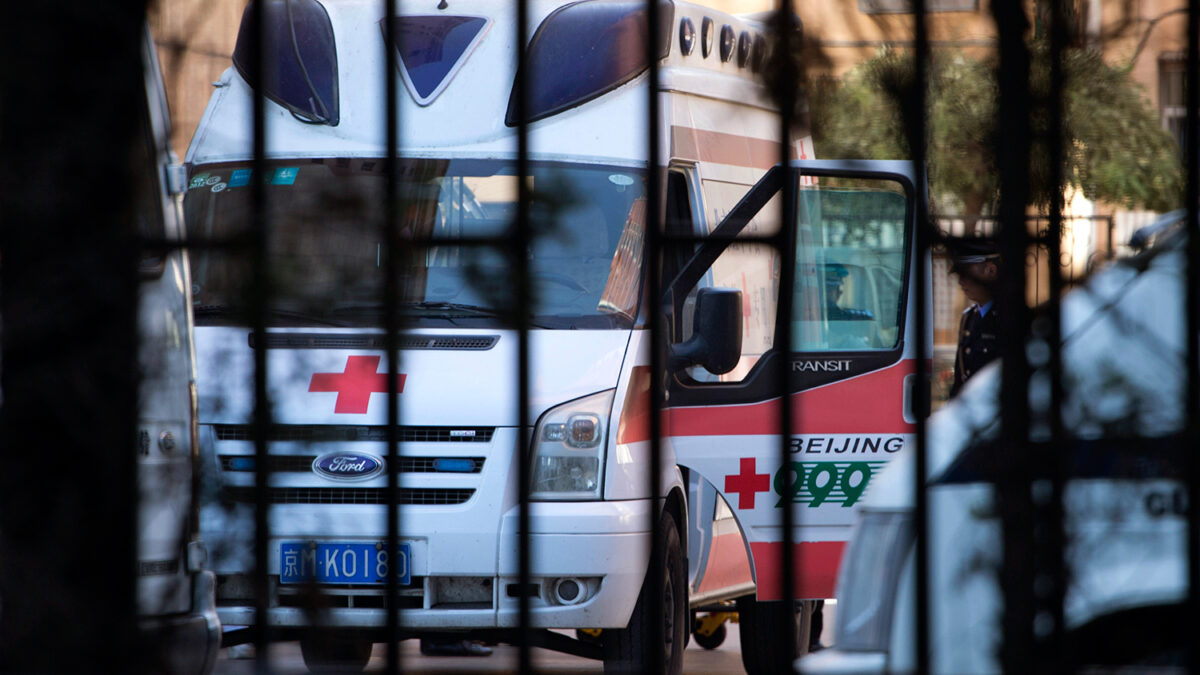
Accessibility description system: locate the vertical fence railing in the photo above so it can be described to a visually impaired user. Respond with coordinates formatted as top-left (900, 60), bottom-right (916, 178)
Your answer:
top-left (156, 1), bottom-right (1200, 673)
top-left (1037, 0), bottom-right (1068, 670)
top-left (248, 0), bottom-right (273, 670)
top-left (1187, 0), bottom-right (1200, 671)
top-left (908, 1), bottom-right (932, 673)
top-left (992, 3), bottom-right (1035, 672)
top-left (514, 0), bottom-right (535, 671)
top-left (645, 0), bottom-right (668, 674)
top-left (774, 0), bottom-right (799, 669)
top-left (382, 0), bottom-right (403, 671)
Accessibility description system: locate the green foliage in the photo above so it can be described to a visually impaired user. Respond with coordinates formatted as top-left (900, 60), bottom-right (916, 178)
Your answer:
top-left (807, 46), bottom-right (1183, 218)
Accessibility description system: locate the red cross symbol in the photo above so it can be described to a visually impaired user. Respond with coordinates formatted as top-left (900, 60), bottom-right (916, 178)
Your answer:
top-left (308, 356), bottom-right (406, 414)
top-left (725, 457), bottom-right (770, 510)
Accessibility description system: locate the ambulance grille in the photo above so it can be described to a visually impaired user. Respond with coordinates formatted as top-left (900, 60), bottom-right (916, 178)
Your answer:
top-left (219, 455), bottom-right (484, 474)
top-left (214, 425), bottom-right (493, 443)
top-left (249, 333), bottom-right (499, 350)
top-left (225, 487), bottom-right (474, 505)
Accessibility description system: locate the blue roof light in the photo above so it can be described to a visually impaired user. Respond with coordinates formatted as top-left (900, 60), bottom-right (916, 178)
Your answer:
top-left (233, 0), bottom-right (339, 125)
top-left (382, 15), bottom-right (492, 106)
top-left (506, 0), bottom-right (676, 127)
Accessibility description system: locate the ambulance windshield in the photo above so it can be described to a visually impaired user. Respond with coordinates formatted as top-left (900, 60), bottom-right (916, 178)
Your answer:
top-left (184, 159), bottom-right (647, 328)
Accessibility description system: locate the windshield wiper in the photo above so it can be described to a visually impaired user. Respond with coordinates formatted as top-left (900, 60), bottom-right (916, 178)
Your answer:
top-left (403, 301), bottom-right (501, 316)
top-left (194, 304), bottom-right (351, 327)
top-left (332, 302), bottom-right (555, 328)
top-left (332, 301), bottom-right (499, 317)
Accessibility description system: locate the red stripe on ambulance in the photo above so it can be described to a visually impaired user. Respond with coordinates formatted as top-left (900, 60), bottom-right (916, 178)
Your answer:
top-left (666, 360), bottom-right (914, 437)
top-left (750, 541), bottom-right (845, 601)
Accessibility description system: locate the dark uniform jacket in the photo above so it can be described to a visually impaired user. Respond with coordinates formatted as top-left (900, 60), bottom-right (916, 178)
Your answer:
top-left (951, 303), bottom-right (999, 397)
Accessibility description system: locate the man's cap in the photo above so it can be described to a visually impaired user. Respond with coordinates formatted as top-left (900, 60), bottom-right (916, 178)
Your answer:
top-left (948, 238), bottom-right (999, 266)
top-left (824, 262), bottom-right (849, 286)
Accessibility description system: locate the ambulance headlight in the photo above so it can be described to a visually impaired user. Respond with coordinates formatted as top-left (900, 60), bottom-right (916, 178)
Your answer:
top-left (835, 510), bottom-right (913, 652)
top-left (530, 390), bottom-right (614, 500)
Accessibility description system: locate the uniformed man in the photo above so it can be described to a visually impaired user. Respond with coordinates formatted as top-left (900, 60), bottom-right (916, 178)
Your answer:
top-left (950, 240), bottom-right (1001, 397)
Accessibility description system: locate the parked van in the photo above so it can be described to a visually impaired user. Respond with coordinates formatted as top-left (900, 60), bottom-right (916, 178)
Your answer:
top-left (138, 27), bottom-right (221, 673)
top-left (801, 214), bottom-right (1189, 674)
top-left (183, 1), bottom-right (926, 672)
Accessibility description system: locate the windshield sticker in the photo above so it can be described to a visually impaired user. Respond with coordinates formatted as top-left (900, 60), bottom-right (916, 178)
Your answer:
top-left (229, 168), bottom-right (252, 187)
top-left (204, 175), bottom-right (222, 186)
top-left (189, 173), bottom-right (210, 189)
top-left (211, 182), bottom-right (227, 193)
top-left (271, 167), bottom-right (299, 185)
top-left (609, 173), bottom-right (635, 187)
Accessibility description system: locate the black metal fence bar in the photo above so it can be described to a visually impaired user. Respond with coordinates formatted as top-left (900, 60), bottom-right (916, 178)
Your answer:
top-left (909, 1), bottom-right (932, 673)
top-left (992, 2), bottom-right (1035, 672)
top-left (40, 1), bottom-right (1200, 672)
top-left (515, 1), bottom-right (535, 672)
top-left (773, 2), bottom-right (799, 670)
top-left (248, 0), bottom-right (272, 670)
top-left (645, 0), bottom-right (667, 673)
top-left (1187, 0), bottom-right (1200, 671)
top-left (382, 0), bottom-right (403, 671)
top-left (1038, 0), bottom-right (1068, 670)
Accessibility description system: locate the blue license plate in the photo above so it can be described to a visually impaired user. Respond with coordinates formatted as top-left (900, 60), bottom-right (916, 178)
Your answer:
top-left (280, 542), bottom-right (410, 585)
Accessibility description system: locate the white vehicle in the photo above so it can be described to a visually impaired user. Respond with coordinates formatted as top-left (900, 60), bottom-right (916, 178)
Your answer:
top-left (0, 27), bottom-right (219, 675)
top-left (138, 27), bottom-right (221, 673)
top-left (183, 1), bottom-right (925, 672)
top-left (801, 216), bottom-right (1190, 674)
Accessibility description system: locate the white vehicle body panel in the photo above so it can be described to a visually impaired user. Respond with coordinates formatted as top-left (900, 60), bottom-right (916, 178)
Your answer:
top-left (802, 235), bottom-right (1189, 673)
top-left (136, 26), bottom-right (221, 674)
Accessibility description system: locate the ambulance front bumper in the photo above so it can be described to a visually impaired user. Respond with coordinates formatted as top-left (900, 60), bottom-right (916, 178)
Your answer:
top-left (215, 499), bottom-right (653, 630)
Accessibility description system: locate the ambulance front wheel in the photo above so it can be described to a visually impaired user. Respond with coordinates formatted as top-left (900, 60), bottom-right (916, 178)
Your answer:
top-left (602, 510), bottom-right (686, 675)
top-left (299, 634), bottom-right (372, 673)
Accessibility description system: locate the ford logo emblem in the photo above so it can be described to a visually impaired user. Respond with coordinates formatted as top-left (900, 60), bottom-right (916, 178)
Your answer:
top-left (312, 452), bottom-right (385, 481)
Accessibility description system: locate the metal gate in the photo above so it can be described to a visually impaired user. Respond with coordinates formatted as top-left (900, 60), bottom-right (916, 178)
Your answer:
top-left (1, 0), bottom-right (1198, 673)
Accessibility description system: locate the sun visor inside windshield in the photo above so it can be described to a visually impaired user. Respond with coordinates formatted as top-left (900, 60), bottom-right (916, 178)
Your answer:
top-left (506, 0), bottom-right (675, 127)
top-left (381, 15), bottom-right (491, 106)
top-left (233, 0), bottom-right (339, 126)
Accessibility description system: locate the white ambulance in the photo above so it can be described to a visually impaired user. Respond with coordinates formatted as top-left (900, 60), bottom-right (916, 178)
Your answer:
top-left (182, 1), bottom-right (925, 672)
top-left (800, 215), bottom-right (1190, 674)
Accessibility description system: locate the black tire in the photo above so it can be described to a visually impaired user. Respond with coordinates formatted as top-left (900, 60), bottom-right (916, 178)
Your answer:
top-left (299, 635), bottom-right (373, 674)
top-left (603, 510), bottom-right (687, 675)
top-left (691, 619), bottom-right (727, 650)
top-left (737, 596), bottom-right (814, 675)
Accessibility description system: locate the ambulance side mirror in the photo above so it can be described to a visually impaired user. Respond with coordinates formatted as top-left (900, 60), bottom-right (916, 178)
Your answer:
top-left (669, 288), bottom-right (743, 375)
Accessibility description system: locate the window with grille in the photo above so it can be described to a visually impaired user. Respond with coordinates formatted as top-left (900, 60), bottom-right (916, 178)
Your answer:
top-left (1159, 52), bottom-right (1187, 149)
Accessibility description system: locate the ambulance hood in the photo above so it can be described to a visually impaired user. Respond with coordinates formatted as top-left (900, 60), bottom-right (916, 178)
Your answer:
top-left (194, 327), bottom-right (631, 426)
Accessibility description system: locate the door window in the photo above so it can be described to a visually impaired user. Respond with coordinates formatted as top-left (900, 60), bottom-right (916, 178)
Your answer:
top-left (681, 185), bottom-right (782, 382)
top-left (792, 178), bottom-right (909, 352)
